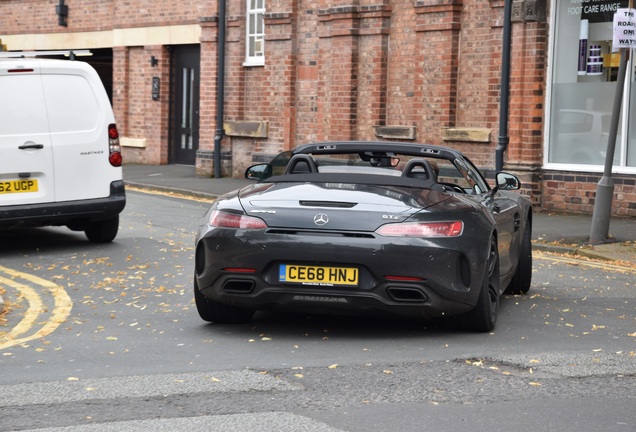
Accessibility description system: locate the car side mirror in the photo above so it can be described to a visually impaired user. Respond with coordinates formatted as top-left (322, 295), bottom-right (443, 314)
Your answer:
top-left (245, 163), bottom-right (272, 181)
top-left (496, 172), bottom-right (521, 191)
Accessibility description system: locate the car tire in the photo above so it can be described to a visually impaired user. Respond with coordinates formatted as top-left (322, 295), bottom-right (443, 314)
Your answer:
top-left (505, 221), bottom-right (532, 295)
top-left (84, 215), bottom-right (119, 243)
top-left (194, 277), bottom-right (254, 324)
top-left (465, 237), bottom-right (500, 332)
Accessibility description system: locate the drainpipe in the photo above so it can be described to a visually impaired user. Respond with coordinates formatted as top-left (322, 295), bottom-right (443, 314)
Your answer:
top-left (213, 0), bottom-right (226, 178)
top-left (496, 0), bottom-right (513, 173)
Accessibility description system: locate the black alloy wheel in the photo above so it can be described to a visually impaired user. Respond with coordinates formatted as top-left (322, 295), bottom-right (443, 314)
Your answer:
top-left (466, 236), bottom-right (500, 332)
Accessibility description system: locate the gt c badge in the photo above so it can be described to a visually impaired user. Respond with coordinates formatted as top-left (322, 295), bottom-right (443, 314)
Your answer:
top-left (314, 213), bottom-right (329, 226)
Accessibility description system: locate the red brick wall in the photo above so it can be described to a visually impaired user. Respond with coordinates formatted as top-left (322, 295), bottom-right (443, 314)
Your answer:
top-left (112, 1), bottom-right (204, 28)
top-left (318, 7), bottom-right (357, 141)
top-left (457, 0), bottom-right (494, 127)
top-left (0, 0), bottom-right (113, 34)
top-left (112, 46), bottom-right (130, 136)
top-left (385, 1), bottom-right (416, 131)
top-left (262, 11), bottom-right (296, 148)
top-left (507, 23), bottom-right (546, 167)
top-left (354, 5), bottom-right (391, 140)
top-left (295, 1), bottom-right (320, 145)
top-left (198, 16), bottom-right (220, 176)
top-left (116, 46), bottom-right (170, 165)
top-left (0, 0), bottom-right (206, 34)
top-left (542, 172), bottom-right (636, 217)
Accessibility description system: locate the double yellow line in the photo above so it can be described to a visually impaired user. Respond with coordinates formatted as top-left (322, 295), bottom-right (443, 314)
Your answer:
top-left (0, 265), bottom-right (73, 350)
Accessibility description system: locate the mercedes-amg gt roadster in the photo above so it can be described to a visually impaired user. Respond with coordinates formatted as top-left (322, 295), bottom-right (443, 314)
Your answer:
top-left (194, 141), bottom-right (532, 331)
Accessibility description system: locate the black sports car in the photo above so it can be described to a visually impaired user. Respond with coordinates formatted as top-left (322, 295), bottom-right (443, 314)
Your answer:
top-left (194, 141), bottom-right (532, 331)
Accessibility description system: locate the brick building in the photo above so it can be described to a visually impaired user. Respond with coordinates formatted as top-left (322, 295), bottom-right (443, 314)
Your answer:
top-left (1, 0), bottom-right (635, 216)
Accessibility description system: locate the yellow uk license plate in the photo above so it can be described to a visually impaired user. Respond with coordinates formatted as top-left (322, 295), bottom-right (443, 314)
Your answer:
top-left (279, 264), bottom-right (359, 286)
top-left (0, 179), bottom-right (39, 195)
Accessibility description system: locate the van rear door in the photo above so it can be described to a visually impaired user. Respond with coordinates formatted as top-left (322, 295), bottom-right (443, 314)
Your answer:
top-left (41, 62), bottom-right (119, 202)
top-left (0, 63), bottom-right (55, 206)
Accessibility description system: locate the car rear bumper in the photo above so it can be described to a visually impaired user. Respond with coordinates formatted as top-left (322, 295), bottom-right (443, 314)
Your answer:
top-left (195, 229), bottom-right (487, 320)
top-left (197, 276), bottom-right (476, 320)
top-left (0, 180), bottom-right (126, 228)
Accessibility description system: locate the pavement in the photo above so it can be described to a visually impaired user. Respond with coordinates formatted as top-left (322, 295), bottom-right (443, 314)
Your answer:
top-left (122, 163), bottom-right (636, 267)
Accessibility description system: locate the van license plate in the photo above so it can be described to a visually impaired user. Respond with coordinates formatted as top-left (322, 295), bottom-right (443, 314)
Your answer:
top-left (279, 264), bottom-right (359, 286)
top-left (0, 179), bottom-right (39, 194)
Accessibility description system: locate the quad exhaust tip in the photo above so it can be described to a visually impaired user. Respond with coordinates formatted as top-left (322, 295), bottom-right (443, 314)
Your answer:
top-left (222, 280), bottom-right (255, 294)
top-left (387, 287), bottom-right (427, 303)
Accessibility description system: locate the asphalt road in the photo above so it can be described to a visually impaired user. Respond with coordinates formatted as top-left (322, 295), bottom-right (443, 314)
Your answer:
top-left (0, 190), bottom-right (634, 431)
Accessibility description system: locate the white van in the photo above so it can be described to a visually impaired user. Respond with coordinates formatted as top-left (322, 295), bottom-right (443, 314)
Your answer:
top-left (0, 55), bottom-right (125, 242)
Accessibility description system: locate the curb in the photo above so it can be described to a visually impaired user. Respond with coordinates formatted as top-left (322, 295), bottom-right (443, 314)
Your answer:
top-left (125, 182), bottom-right (218, 200)
top-left (532, 242), bottom-right (617, 262)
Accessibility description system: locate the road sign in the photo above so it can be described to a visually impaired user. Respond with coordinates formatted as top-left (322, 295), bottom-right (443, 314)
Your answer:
top-left (613, 8), bottom-right (636, 50)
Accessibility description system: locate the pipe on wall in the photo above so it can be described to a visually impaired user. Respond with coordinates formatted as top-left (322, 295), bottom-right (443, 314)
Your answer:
top-left (496, 0), bottom-right (512, 173)
top-left (213, 0), bottom-right (226, 178)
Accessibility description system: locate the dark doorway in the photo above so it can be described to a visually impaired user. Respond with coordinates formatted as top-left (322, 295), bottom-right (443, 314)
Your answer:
top-left (38, 48), bottom-right (113, 102)
top-left (170, 45), bottom-right (200, 165)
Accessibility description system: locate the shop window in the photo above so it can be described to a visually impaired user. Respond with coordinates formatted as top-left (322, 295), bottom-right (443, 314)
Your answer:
top-left (548, 0), bottom-right (636, 170)
top-left (245, 0), bottom-right (265, 66)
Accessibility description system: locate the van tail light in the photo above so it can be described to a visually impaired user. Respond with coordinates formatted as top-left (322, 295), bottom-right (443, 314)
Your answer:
top-left (108, 123), bottom-right (123, 167)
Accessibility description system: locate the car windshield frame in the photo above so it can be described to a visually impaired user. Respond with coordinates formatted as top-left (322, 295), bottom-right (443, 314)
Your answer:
top-left (259, 142), bottom-right (491, 194)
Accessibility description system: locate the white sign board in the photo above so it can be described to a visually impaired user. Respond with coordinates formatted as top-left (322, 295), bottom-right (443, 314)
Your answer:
top-left (613, 9), bottom-right (636, 50)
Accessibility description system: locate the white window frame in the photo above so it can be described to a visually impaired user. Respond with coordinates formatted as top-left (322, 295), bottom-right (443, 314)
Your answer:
top-left (544, 0), bottom-right (636, 174)
top-left (244, 0), bottom-right (265, 66)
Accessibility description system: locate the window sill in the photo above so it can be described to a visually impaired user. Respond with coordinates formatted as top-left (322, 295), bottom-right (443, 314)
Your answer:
top-left (441, 127), bottom-right (491, 143)
top-left (243, 59), bottom-right (265, 67)
top-left (121, 137), bottom-right (147, 148)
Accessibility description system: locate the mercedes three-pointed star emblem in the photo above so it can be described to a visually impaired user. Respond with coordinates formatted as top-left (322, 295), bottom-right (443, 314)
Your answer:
top-left (313, 213), bottom-right (329, 226)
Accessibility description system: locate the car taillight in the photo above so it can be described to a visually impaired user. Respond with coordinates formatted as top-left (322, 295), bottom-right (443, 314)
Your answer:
top-left (108, 123), bottom-right (122, 167)
top-left (222, 268), bottom-right (257, 273)
top-left (376, 221), bottom-right (464, 237)
top-left (209, 210), bottom-right (267, 230)
top-left (384, 275), bottom-right (426, 281)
